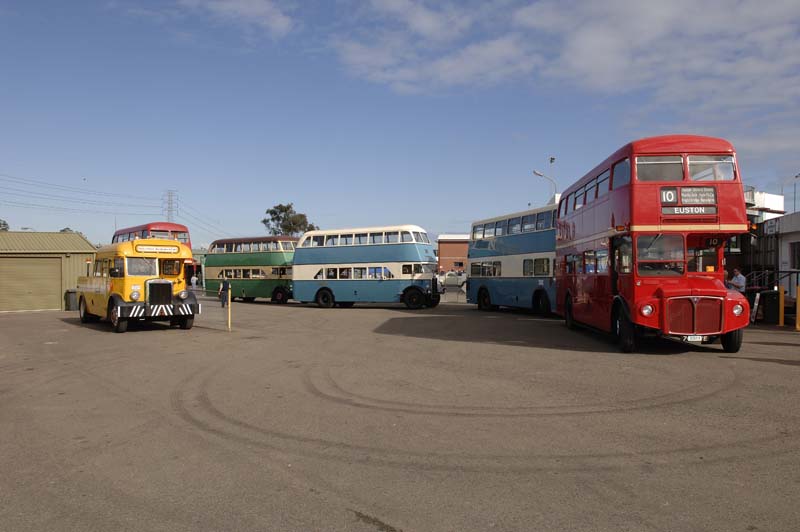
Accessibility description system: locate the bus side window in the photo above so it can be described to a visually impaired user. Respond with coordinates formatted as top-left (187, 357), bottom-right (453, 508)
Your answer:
top-left (326, 268), bottom-right (338, 279)
top-left (368, 266), bottom-right (383, 279)
top-left (612, 159), bottom-right (630, 188)
top-left (383, 267), bottom-right (394, 279)
top-left (314, 269), bottom-right (323, 279)
top-left (94, 260), bottom-right (102, 277)
top-left (110, 257), bottom-right (124, 278)
top-left (523, 259), bottom-right (533, 276)
top-left (402, 264), bottom-right (412, 275)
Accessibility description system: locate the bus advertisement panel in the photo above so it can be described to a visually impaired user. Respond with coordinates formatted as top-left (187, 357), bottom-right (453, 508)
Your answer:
top-left (466, 204), bottom-right (557, 314)
top-left (555, 135), bottom-right (750, 352)
top-left (204, 237), bottom-right (297, 303)
top-left (77, 239), bottom-right (200, 333)
top-left (292, 225), bottom-right (439, 309)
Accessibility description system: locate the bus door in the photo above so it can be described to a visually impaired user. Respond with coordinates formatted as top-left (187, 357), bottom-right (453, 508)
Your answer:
top-left (611, 236), bottom-right (633, 327)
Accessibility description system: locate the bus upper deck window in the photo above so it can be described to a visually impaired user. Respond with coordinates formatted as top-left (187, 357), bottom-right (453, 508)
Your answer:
top-left (341, 234), bottom-right (354, 245)
top-left (401, 232), bottom-right (414, 243)
top-left (312, 236), bottom-right (324, 247)
top-left (325, 235), bottom-right (338, 246)
top-left (413, 231), bottom-right (423, 243)
top-left (612, 159), bottom-right (630, 188)
top-left (688, 155), bottom-right (735, 181)
top-left (472, 225), bottom-right (484, 240)
top-left (421, 233), bottom-right (430, 244)
top-left (300, 238), bottom-right (311, 247)
top-left (369, 233), bottom-right (383, 244)
top-left (483, 223), bottom-right (495, 237)
top-left (508, 218), bottom-right (521, 234)
top-left (385, 232), bottom-right (399, 243)
top-left (522, 215), bottom-right (535, 232)
top-left (636, 156), bottom-right (683, 182)
top-left (495, 221), bottom-right (506, 237)
top-left (355, 233), bottom-right (368, 245)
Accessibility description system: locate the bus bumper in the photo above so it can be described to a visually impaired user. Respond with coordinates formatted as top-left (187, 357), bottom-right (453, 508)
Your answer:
top-left (117, 301), bottom-right (202, 319)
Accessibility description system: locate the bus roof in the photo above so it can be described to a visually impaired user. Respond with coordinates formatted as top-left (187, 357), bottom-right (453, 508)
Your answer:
top-left (95, 238), bottom-right (193, 258)
top-left (209, 236), bottom-right (298, 246)
top-left (562, 134), bottom-right (736, 198)
top-left (300, 224), bottom-right (428, 236)
top-left (471, 203), bottom-right (557, 226)
top-left (114, 221), bottom-right (189, 235)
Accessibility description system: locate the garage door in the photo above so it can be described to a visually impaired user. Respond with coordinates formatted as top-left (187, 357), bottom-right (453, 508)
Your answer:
top-left (0, 257), bottom-right (62, 311)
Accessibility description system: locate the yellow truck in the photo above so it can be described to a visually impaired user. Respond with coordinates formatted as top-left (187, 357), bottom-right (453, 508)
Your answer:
top-left (77, 239), bottom-right (200, 332)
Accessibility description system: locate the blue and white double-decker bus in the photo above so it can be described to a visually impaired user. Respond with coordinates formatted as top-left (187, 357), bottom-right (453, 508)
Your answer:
top-left (292, 225), bottom-right (440, 309)
top-left (466, 203), bottom-right (558, 314)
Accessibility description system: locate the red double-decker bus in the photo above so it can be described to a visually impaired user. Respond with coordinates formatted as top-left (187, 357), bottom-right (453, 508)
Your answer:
top-left (555, 135), bottom-right (750, 353)
top-left (112, 222), bottom-right (191, 249)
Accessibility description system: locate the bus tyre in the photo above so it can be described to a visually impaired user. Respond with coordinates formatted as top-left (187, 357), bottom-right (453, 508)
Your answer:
top-left (721, 328), bottom-right (743, 353)
top-left (337, 302), bottom-right (355, 308)
top-left (316, 289), bottom-right (335, 309)
top-left (404, 288), bottom-right (425, 310)
top-left (477, 289), bottom-right (493, 311)
top-left (615, 307), bottom-right (636, 353)
top-left (564, 297), bottom-right (576, 330)
top-left (272, 288), bottom-right (288, 304)
top-left (79, 297), bottom-right (96, 323)
top-left (109, 303), bottom-right (128, 333)
top-left (534, 292), bottom-right (551, 315)
top-left (179, 316), bottom-right (194, 330)
top-left (427, 295), bottom-right (440, 308)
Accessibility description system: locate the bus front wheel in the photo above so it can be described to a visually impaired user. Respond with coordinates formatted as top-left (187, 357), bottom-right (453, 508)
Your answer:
top-left (316, 289), bottom-right (335, 309)
top-left (403, 288), bottom-right (425, 310)
top-left (179, 316), bottom-right (194, 330)
top-left (614, 307), bottom-right (636, 353)
top-left (272, 288), bottom-right (288, 304)
top-left (108, 303), bottom-right (128, 333)
top-left (721, 328), bottom-right (743, 353)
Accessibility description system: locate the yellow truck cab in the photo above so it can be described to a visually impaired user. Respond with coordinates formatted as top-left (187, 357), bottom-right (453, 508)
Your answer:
top-left (77, 239), bottom-right (201, 332)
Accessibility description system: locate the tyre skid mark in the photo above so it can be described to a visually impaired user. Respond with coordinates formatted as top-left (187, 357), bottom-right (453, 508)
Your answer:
top-left (171, 362), bottom-right (800, 473)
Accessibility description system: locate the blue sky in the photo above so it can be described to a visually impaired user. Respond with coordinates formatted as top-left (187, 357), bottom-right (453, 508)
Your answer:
top-left (1, 0), bottom-right (799, 246)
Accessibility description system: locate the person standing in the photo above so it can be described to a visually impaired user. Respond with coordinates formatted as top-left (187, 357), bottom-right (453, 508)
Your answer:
top-left (190, 273), bottom-right (198, 289)
top-left (729, 268), bottom-right (746, 293)
top-left (218, 277), bottom-right (231, 307)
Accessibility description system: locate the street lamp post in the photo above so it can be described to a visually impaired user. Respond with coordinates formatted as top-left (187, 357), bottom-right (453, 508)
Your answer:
top-left (533, 170), bottom-right (557, 200)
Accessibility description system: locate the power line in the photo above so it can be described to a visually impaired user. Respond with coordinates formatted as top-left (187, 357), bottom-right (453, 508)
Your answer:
top-left (4, 186), bottom-right (161, 208)
top-left (0, 199), bottom-right (161, 217)
top-left (0, 172), bottom-right (160, 202)
top-left (175, 213), bottom-right (235, 239)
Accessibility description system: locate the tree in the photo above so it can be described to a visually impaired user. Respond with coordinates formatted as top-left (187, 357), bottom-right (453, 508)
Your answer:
top-left (0, 219), bottom-right (8, 231)
top-left (261, 203), bottom-right (318, 236)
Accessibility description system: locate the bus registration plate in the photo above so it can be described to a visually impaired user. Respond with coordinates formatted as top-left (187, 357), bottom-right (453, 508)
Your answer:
top-left (686, 335), bottom-right (703, 342)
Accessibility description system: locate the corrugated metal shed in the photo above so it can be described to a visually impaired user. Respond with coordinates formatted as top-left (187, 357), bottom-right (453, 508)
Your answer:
top-left (0, 232), bottom-right (96, 311)
top-left (0, 232), bottom-right (97, 253)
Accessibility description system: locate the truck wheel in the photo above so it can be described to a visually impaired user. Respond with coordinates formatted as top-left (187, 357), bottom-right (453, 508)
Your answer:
top-left (108, 303), bottom-right (128, 333)
top-left (721, 329), bottom-right (743, 353)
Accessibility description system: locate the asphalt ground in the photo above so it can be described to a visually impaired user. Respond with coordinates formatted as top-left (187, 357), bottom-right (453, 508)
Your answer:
top-left (1, 299), bottom-right (799, 532)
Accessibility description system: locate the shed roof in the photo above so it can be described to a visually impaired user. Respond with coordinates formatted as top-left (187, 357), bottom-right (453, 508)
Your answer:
top-left (0, 232), bottom-right (97, 253)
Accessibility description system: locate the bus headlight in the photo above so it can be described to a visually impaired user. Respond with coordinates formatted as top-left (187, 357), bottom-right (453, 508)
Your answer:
top-left (178, 290), bottom-right (189, 300)
top-left (640, 304), bottom-right (654, 317)
top-left (130, 291), bottom-right (140, 301)
top-left (732, 304), bottom-right (744, 316)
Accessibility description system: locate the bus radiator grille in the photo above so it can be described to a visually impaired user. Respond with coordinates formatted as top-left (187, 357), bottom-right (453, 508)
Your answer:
top-left (667, 297), bottom-right (723, 335)
top-left (667, 299), bottom-right (694, 334)
top-left (148, 282), bottom-right (173, 306)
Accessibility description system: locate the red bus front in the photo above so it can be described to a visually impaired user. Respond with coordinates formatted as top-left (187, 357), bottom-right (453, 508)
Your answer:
top-left (556, 135), bottom-right (750, 352)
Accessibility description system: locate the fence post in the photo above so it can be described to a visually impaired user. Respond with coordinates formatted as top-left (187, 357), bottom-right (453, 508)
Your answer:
top-left (779, 287), bottom-right (785, 327)
top-left (227, 289), bottom-right (232, 332)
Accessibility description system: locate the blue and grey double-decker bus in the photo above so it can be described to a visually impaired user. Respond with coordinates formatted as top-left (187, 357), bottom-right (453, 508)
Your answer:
top-left (466, 204), bottom-right (557, 314)
top-left (292, 225), bottom-right (440, 309)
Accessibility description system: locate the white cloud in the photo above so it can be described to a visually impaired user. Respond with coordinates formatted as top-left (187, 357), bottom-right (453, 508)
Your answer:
top-left (178, 0), bottom-right (293, 38)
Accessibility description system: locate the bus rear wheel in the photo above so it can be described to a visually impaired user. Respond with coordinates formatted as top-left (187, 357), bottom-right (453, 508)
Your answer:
top-left (404, 288), bottom-right (425, 310)
top-left (315, 289), bottom-right (335, 308)
top-left (721, 328), bottom-right (743, 353)
top-left (79, 297), bottom-right (96, 323)
top-left (108, 303), bottom-right (128, 333)
top-left (477, 288), bottom-right (494, 311)
top-left (179, 316), bottom-right (194, 330)
top-left (272, 288), bottom-right (288, 304)
top-left (564, 297), bottom-right (576, 330)
top-left (614, 307), bottom-right (636, 353)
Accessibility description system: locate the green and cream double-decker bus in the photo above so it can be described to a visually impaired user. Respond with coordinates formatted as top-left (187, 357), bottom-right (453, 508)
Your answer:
top-left (204, 236), bottom-right (297, 303)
